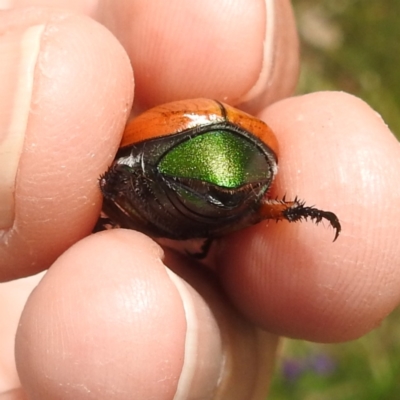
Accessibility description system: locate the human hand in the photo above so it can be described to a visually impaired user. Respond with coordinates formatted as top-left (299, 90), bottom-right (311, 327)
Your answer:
top-left (1, 2), bottom-right (400, 400)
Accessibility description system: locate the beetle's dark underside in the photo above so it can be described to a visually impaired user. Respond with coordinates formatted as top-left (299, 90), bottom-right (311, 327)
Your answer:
top-left (100, 166), bottom-right (272, 239)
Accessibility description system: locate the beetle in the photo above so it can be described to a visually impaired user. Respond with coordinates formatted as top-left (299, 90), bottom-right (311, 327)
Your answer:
top-left (97, 98), bottom-right (341, 257)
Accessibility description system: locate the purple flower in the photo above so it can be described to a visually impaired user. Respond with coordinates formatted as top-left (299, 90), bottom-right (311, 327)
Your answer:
top-left (281, 352), bottom-right (337, 383)
top-left (282, 358), bottom-right (306, 382)
top-left (308, 353), bottom-right (337, 376)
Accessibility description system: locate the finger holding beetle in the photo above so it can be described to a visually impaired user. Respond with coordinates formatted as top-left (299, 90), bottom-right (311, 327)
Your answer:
top-left (2, 0), bottom-right (299, 112)
top-left (0, 9), bottom-right (134, 280)
top-left (216, 91), bottom-right (400, 343)
top-left (92, 0), bottom-right (299, 111)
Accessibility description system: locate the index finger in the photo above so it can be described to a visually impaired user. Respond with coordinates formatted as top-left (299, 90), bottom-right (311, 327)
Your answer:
top-left (95, 0), bottom-right (299, 112)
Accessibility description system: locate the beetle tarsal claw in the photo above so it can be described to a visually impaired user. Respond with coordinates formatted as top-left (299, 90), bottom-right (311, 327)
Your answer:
top-left (259, 198), bottom-right (341, 241)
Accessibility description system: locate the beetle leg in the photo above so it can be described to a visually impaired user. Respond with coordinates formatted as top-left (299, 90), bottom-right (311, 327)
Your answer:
top-left (187, 237), bottom-right (214, 259)
top-left (259, 197), bottom-right (341, 241)
top-left (93, 215), bottom-right (119, 232)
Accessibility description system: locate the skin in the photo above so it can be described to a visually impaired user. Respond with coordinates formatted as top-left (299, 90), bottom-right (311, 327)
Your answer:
top-left (1, 1), bottom-right (400, 399)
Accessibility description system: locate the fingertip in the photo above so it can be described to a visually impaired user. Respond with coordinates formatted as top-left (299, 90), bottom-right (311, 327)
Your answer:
top-left (0, 273), bottom-right (44, 395)
top-left (15, 230), bottom-right (185, 400)
top-left (98, 0), bottom-right (298, 111)
top-left (218, 91), bottom-right (400, 342)
top-left (0, 9), bottom-right (134, 280)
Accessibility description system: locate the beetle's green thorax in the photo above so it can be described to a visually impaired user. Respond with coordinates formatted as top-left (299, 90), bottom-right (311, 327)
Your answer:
top-left (157, 130), bottom-right (272, 188)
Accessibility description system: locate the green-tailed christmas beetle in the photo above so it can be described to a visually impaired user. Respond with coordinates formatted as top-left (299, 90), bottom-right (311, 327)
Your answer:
top-left (97, 98), bottom-right (341, 256)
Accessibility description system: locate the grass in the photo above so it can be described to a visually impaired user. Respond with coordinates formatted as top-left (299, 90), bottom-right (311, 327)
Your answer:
top-left (270, 308), bottom-right (400, 399)
top-left (294, 0), bottom-right (400, 139)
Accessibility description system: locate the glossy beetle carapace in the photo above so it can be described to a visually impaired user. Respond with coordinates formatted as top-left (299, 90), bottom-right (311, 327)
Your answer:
top-left (98, 99), bottom-right (341, 251)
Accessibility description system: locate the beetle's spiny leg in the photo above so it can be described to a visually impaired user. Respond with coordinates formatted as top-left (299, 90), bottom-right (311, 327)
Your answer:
top-left (93, 214), bottom-right (119, 232)
top-left (259, 198), bottom-right (341, 241)
top-left (186, 237), bottom-right (214, 259)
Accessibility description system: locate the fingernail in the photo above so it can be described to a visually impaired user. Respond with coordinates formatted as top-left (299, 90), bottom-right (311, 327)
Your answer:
top-left (238, 0), bottom-right (299, 112)
top-left (240, 0), bottom-right (276, 106)
top-left (0, 2), bottom-right (13, 9)
top-left (0, 24), bottom-right (44, 229)
top-left (165, 268), bottom-right (215, 400)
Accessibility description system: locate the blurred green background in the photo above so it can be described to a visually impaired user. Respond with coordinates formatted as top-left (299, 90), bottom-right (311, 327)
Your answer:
top-left (269, 1), bottom-right (400, 399)
top-left (295, 0), bottom-right (400, 139)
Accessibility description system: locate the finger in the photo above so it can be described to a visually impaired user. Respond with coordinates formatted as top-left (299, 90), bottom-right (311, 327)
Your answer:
top-left (0, 388), bottom-right (27, 400)
top-left (216, 91), bottom-right (400, 342)
top-left (1, 0), bottom-right (96, 15)
top-left (0, 273), bottom-right (44, 394)
top-left (0, 8), bottom-right (133, 281)
top-left (95, 0), bottom-right (299, 112)
top-left (15, 230), bottom-right (277, 400)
